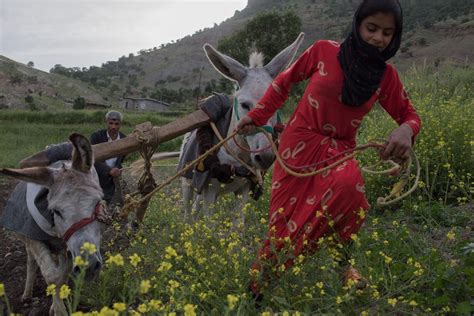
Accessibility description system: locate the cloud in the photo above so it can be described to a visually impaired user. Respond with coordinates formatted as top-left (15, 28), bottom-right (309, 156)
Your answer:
top-left (1, 0), bottom-right (246, 71)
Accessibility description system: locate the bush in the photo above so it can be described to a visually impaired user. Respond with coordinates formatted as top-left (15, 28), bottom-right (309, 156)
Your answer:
top-left (73, 97), bottom-right (86, 110)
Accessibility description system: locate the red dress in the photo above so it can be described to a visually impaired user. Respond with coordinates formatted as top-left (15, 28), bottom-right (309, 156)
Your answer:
top-left (247, 40), bottom-right (421, 264)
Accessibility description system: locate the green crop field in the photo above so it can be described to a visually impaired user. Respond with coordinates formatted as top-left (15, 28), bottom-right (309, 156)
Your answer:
top-left (1, 65), bottom-right (472, 315)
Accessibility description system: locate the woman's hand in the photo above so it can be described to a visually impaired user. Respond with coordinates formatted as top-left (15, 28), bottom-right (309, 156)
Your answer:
top-left (236, 115), bottom-right (257, 134)
top-left (381, 123), bottom-right (413, 162)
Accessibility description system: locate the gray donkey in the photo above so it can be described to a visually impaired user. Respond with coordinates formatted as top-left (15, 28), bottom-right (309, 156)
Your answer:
top-left (0, 134), bottom-right (106, 315)
top-left (179, 33), bottom-right (305, 217)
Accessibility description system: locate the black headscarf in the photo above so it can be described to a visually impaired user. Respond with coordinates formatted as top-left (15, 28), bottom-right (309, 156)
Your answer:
top-left (338, 0), bottom-right (403, 107)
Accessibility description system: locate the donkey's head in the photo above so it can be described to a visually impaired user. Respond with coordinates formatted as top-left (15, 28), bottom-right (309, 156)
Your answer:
top-left (203, 32), bottom-right (304, 170)
top-left (0, 133), bottom-right (104, 280)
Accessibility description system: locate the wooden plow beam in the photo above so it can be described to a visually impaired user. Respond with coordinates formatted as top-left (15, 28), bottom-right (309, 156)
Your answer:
top-left (20, 109), bottom-right (210, 168)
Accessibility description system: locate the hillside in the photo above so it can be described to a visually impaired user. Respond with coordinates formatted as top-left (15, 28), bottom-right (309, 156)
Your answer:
top-left (0, 56), bottom-right (113, 110)
top-left (1, 0), bottom-right (472, 108)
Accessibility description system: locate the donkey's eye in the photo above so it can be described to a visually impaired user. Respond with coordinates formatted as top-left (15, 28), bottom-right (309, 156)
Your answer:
top-left (241, 102), bottom-right (252, 111)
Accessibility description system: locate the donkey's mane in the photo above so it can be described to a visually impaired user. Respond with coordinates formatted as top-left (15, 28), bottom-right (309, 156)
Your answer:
top-left (249, 52), bottom-right (264, 68)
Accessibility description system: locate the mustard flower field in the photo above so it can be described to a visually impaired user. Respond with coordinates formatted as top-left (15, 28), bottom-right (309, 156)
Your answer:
top-left (1, 65), bottom-right (473, 315)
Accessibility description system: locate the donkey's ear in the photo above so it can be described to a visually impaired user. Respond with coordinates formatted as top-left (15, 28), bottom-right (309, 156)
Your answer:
top-left (0, 167), bottom-right (54, 187)
top-left (264, 32), bottom-right (305, 78)
top-left (70, 133), bottom-right (93, 173)
top-left (203, 43), bottom-right (247, 83)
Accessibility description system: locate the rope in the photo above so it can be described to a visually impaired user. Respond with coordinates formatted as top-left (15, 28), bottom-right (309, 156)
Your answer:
top-left (121, 124), bottom-right (419, 214)
top-left (255, 127), bottom-right (420, 206)
top-left (120, 126), bottom-right (159, 220)
top-left (120, 129), bottom-right (241, 216)
top-left (209, 122), bottom-right (263, 184)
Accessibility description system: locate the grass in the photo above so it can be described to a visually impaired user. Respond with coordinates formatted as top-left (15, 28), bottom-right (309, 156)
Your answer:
top-left (0, 110), bottom-right (186, 167)
top-left (0, 65), bottom-right (473, 315)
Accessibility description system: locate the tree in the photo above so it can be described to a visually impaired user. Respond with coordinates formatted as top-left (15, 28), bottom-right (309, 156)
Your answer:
top-left (73, 96), bottom-right (86, 110)
top-left (27, 61), bottom-right (34, 68)
top-left (217, 10), bottom-right (302, 65)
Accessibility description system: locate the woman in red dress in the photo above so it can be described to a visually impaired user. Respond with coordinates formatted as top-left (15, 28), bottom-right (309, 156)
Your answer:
top-left (237, 0), bottom-right (421, 295)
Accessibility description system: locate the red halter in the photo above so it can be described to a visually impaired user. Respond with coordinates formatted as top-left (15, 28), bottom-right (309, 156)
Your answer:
top-left (62, 202), bottom-right (103, 242)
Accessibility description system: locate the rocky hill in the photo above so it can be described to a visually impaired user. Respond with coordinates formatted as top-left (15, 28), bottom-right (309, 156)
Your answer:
top-left (0, 56), bottom-right (112, 110)
top-left (1, 0), bottom-right (472, 109)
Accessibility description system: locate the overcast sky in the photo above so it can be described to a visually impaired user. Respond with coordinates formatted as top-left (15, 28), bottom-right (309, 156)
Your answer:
top-left (0, 0), bottom-right (247, 72)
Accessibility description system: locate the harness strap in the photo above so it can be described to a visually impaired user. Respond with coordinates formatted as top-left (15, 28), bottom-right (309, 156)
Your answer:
top-left (26, 183), bottom-right (58, 237)
top-left (63, 201), bottom-right (103, 242)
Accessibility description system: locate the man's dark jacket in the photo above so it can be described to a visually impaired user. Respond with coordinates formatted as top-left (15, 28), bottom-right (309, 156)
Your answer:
top-left (90, 130), bottom-right (126, 202)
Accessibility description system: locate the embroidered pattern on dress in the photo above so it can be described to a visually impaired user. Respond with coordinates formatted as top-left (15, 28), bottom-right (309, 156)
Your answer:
top-left (272, 82), bottom-right (282, 95)
top-left (308, 93), bottom-right (320, 109)
top-left (317, 61), bottom-right (328, 76)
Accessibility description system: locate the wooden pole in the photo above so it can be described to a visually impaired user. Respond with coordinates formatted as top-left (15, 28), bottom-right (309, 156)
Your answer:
top-left (19, 109), bottom-right (210, 168)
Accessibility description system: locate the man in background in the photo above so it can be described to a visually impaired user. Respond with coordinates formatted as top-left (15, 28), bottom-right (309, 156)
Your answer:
top-left (90, 110), bottom-right (126, 204)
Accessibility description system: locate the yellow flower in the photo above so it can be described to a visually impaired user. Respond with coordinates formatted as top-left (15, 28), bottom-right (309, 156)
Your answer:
top-left (360, 311), bottom-right (369, 316)
top-left (371, 231), bottom-right (379, 240)
top-left (148, 299), bottom-right (162, 311)
top-left (261, 312), bottom-right (271, 316)
top-left (227, 294), bottom-right (239, 310)
top-left (446, 230), bottom-right (456, 241)
top-left (106, 254), bottom-right (124, 267)
top-left (165, 246), bottom-right (178, 259)
top-left (46, 284), bottom-right (56, 296)
top-left (336, 296), bottom-right (343, 304)
top-left (140, 280), bottom-right (151, 294)
top-left (168, 280), bottom-right (180, 293)
top-left (183, 304), bottom-right (196, 316)
top-left (74, 256), bottom-right (89, 267)
top-left (0, 283), bottom-right (4, 297)
top-left (113, 302), bottom-right (126, 312)
top-left (98, 306), bottom-right (119, 316)
top-left (292, 266), bottom-right (301, 275)
top-left (129, 253), bottom-right (142, 267)
top-left (372, 289), bottom-right (380, 299)
top-left (316, 281), bottom-right (324, 289)
top-left (80, 242), bottom-right (97, 255)
top-left (157, 261), bottom-right (173, 272)
top-left (388, 298), bottom-right (397, 307)
top-left (409, 300), bottom-right (418, 307)
top-left (358, 209), bottom-right (366, 219)
top-left (138, 304), bottom-right (148, 313)
top-left (59, 284), bottom-right (71, 299)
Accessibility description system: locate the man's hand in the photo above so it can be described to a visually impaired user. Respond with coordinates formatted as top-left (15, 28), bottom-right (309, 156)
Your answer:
top-left (381, 124), bottom-right (413, 162)
top-left (236, 115), bottom-right (256, 135)
top-left (109, 167), bottom-right (121, 178)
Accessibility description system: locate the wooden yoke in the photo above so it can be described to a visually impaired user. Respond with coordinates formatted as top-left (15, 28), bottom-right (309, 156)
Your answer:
top-left (19, 109), bottom-right (210, 168)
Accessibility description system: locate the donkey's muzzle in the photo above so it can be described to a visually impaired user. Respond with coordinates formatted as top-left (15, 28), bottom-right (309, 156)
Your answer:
top-left (72, 254), bottom-right (103, 281)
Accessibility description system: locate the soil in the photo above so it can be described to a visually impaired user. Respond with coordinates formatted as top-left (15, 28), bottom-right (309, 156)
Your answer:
top-left (0, 178), bottom-right (51, 315)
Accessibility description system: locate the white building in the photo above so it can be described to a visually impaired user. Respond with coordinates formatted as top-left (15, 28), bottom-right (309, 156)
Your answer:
top-left (121, 97), bottom-right (171, 112)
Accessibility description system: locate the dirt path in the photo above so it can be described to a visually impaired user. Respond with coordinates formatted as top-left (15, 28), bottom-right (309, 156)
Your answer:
top-left (0, 178), bottom-right (50, 316)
